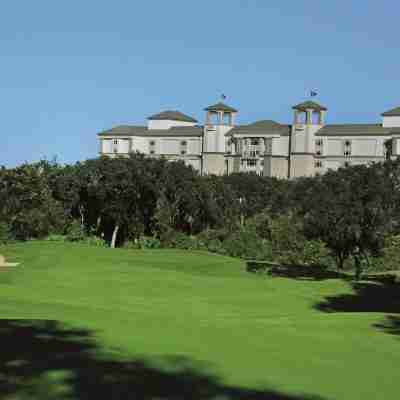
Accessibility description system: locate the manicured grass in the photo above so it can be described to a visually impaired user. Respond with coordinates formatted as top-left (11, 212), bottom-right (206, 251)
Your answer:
top-left (1, 242), bottom-right (400, 399)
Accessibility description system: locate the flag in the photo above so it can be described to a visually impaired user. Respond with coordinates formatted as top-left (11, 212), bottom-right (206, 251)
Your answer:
top-left (221, 94), bottom-right (227, 100)
top-left (310, 90), bottom-right (318, 97)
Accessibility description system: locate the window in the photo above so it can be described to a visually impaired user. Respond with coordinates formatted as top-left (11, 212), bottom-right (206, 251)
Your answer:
top-left (181, 150), bottom-right (186, 155)
top-left (315, 160), bottom-right (322, 168)
top-left (384, 139), bottom-right (393, 161)
top-left (344, 161), bottom-right (350, 167)
top-left (180, 140), bottom-right (187, 146)
top-left (149, 140), bottom-right (156, 154)
top-left (113, 139), bottom-right (118, 145)
top-left (344, 150), bottom-right (351, 156)
top-left (345, 140), bottom-right (351, 147)
top-left (246, 159), bottom-right (257, 167)
top-left (251, 138), bottom-right (260, 145)
top-left (315, 139), bottom-right (323, 156)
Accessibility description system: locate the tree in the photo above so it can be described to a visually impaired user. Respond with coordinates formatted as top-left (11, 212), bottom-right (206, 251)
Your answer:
top-left (0, 163), bottom-right (66, 240)
top-left (302, 163), bottom-right (393, 278)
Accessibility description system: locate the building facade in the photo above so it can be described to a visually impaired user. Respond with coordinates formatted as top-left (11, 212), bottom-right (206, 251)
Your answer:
top-left (98, 101), bottom-right (400, 178)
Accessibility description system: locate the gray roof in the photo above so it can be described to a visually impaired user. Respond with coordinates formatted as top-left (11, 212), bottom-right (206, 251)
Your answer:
top-left (293, 101), bottom-right (327, 111)
top-left (98, 125), bottom-right (203, 137)
top-left (204, 102), bottom-right (238, 113)
top-left (148, 110), bottom-right (198, 123)
top-left (382, 106), bottom-right (400, 117)
top-left (315, 124), bottom-right (392, 137)
top-left (226, 120), bottom-right (291, 137)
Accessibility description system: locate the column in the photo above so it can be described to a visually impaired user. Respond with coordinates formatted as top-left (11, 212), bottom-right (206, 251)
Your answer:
top-left (218, 111), bottom-right (224, 125)
top-left (306, 109), bottom-right (313, 124)
top-left (319, 110), bottom-right (326, 125)
top-left (293, 109), bottom-right (299, 125)
top-left (230, 112), bottom-right (236, 126)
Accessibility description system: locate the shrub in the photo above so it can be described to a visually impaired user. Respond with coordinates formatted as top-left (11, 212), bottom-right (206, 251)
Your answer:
top-left (161, 231), bottom-right (200, 250)
top-left (65, 221), bottom-right (86, 242)
top-left (277, 239), bottom-right (330, 267)
top-left (196, 229), bottom-right (227, 254)
top-left (365, 235), bottom-right (400, 272)
top-left (83, 236), bottom-right (108, 247)
top-left (269, 214), bottom-right (329, 266)
top-left (247, 211), bottom-right (272, 240)
top-left (222, 226), bottom-right (273, 260)
top-left (137, 236), bottom-right (162, 249)
top-left (197, 228), bottom-right (230, 243)
top-left (201, 238), bottom-right (225, 254)
top-left (45, 234), bottom-right (66, 242)
top-left (0, 222), bottom-right (12, 244)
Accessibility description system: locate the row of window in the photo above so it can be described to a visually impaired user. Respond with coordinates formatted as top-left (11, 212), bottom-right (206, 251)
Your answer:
top-left (315, 139), bottom-right (352, 156)
top-left (240, 159), bottom-right (264, 167)
top-left (315, 139), bottom-right (352, 147)
top-left (149, 139), bottom-right (188, 156)
top-left (149, 140), bottom-right (187, 146)
top-left (149, 150), bottom-right (188, 155)
top-left (315, 160), bottom-right (351, 169)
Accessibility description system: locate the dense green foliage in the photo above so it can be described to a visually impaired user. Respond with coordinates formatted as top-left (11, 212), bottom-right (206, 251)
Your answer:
top-left (1, 242), bottom-right (400, 399)
top-left (2, 156), bottom-right (400, 277)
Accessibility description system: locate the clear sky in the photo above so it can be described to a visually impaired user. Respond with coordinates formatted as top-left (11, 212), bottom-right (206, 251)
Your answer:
top-left (1, 0), bottom-right (399, 167)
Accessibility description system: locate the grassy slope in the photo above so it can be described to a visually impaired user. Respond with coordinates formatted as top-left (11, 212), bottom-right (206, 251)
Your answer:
top-left (1, 242), bottom-right (399, 399)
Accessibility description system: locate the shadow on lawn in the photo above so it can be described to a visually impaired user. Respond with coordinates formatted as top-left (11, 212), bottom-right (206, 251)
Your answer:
top-left (315, 281), bottom-right (400, 337)
top-left (374, 315), bottom-right (400, 336)
top-left (315, 281), bottom-right (400, 314)
top-left (0, 319), bottom-right (324, 400)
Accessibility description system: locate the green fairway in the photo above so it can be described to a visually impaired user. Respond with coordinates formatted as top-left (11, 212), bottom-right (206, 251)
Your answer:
top-left (1, 242), bottom-right (399, 399)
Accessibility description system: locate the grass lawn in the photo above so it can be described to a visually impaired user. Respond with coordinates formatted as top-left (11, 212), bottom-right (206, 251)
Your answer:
top-left (1, 241), bottom-right (399, 399)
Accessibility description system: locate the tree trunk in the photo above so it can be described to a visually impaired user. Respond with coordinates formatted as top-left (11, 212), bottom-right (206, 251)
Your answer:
top-left (79, 206), bottom-right (85, 229)
top-left (354, 256), bottom-right (362, 281)
top-left (336, 254), bottom-right (345, 270)
top-left (111, 224), bottom-right (120, 249)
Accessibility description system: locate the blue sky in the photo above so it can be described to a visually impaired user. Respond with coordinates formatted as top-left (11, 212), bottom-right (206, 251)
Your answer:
top-left (1, 0), bottom-right (399, 167)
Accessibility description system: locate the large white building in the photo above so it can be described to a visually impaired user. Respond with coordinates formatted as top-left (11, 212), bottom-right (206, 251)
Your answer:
top-left (98, 101), bottom-right (400, 178)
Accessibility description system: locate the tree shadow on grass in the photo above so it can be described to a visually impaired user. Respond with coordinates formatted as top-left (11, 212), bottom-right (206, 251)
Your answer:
top-left (315, 282), bottom-right (400, 314)
top-left (314, 281), bottom-right (400, 337)
top-left (0, 319), bottom-right (324, 400)
top-left (374, 315), bottom-right (400, 336)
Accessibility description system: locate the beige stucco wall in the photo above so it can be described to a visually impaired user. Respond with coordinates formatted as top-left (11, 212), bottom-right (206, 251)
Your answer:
top-left (202, 153), bottom-right (226, 175)
top-left (290, 154), bottom-right (315, 178)
top-left (225, 156), bottom-right (240, 174)
top-left (264, 156), bottom-right (288, 179)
